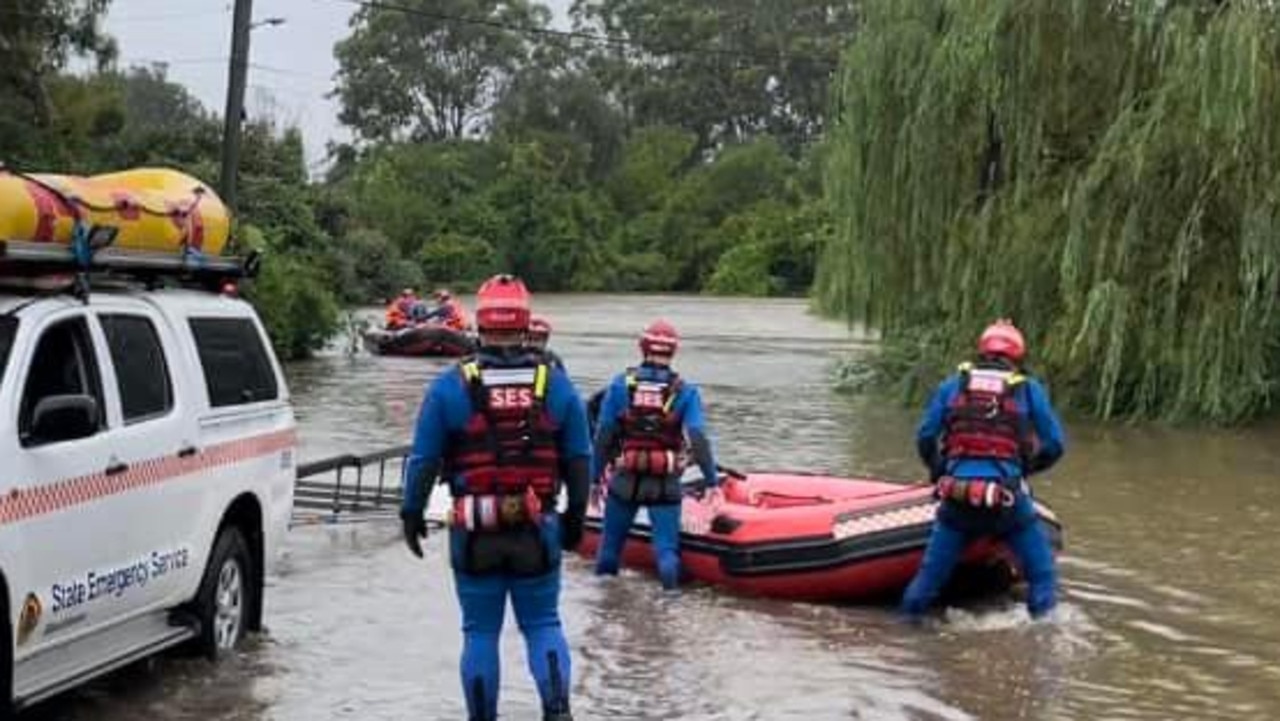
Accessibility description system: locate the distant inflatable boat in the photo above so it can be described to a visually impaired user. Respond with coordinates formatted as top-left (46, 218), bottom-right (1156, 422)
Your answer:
top-left (362, 324), bottom-right (477, 358)
top-left (577, 472), bottom-right (1063, 603)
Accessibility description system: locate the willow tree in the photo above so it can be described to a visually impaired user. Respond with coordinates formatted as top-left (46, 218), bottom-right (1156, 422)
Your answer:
top-left (819, 0), bottom-right (1280, 424)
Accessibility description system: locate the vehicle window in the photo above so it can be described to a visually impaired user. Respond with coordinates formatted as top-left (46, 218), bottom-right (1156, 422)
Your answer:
top-left (19, 317), bottom-right (105, 445)
top-left (0, 317), bottom-right (15, 388)
top-left (101, 314), bottom-right (174, 423)
top-left (188, 317), bottom-right (279, 407)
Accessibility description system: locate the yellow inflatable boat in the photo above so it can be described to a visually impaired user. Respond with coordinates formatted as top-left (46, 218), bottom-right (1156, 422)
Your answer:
top-left (0, 167), bottom-right (231, 256)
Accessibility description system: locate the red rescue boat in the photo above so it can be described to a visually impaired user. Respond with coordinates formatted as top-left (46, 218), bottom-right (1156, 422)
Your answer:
top-left (576, 472), bottom-right (1063, 603)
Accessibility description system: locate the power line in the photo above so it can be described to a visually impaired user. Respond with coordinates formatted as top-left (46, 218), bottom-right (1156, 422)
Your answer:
top-left (110, 8), bottom-right (231, 24)
top-left (116, 56), bottom-right (230, 67)
top-left (319, 0), bottom-right (841, 70)
top-left (249, 62), bottom-right (334, 83)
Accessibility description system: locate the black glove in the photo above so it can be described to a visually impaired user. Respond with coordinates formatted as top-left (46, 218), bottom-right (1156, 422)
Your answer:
top-left (1025, 451), bottom-right (1059, 475)
top-left (560, 510), bottom-right (584, 551)
top-left (401, 509), bottom-right (427, 558)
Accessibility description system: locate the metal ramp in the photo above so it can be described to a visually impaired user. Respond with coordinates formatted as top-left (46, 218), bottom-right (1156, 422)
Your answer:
top-left (291, 445), bottom-right (411, 526)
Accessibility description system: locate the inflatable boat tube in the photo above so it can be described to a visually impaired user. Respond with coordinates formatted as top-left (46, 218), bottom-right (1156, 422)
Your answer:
top-left (578, 471), bottom-right (1063, 603)
top-left (363, 324), bottom-right (477, 358)
top-left (0, 168), bottom-right (230, 256)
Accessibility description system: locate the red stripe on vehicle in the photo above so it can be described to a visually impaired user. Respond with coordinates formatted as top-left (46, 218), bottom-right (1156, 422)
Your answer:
top-left (0, 429), bottom-right (297, 525)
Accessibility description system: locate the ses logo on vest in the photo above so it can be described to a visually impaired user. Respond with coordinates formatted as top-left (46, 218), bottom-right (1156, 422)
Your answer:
top-left (488, 386), bottom-right (535, 409)
top-left (633, 391), bottom-right (664, 409)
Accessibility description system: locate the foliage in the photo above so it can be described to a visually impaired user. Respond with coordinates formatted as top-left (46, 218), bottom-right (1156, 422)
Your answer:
top-left (3, 0), bottom-right (841, 366)
top-left (569, 0), bottom-right (856, 156)
top-left (335, 130), bottom-right (824, 295)
top-left (242, 234), bottom-right (343, 361)
top-left (325, 0), bottom-right (837, 298)
top-left (820, 0), bottom-right (1280, 424)
top-left (334, 0), bottom-right (548, 142)
top-left (0, 0), bottom-right (116, 165)
top-left (419, 232), bottom-right (499, 286)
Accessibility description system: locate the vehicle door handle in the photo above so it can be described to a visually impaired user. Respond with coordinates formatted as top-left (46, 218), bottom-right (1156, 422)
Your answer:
top-left (178, 446), bottom-right (198, 459)
top-left (105, 461), bottom-right (130, 477)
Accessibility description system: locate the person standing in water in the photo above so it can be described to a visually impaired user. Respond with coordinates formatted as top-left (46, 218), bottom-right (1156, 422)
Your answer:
top-left (400, 274), bottom-right (591, 721)
top-left (592, 320), bottom-right (719, 590)
top-left (527, 315), bottom-right (565, 370)
top-left (903, 319), bottom-right (1066, 621)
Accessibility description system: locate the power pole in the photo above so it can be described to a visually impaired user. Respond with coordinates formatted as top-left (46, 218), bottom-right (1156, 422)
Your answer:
top-left (219, 0), bottom-right (254, 214)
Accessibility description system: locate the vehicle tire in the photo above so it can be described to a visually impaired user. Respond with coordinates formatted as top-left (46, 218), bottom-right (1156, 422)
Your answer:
top-left (0, 613), bottom-right (13, 721)
top-left (190, 527), bottom-right (256, 661)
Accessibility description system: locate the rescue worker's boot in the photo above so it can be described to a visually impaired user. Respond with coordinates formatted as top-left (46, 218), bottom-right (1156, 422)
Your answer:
top-left (543, 713), bottom-right (574, 721)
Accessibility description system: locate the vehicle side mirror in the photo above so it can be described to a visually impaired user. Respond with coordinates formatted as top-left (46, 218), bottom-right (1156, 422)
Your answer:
top-left (30, 394), bottom-right (100, 445)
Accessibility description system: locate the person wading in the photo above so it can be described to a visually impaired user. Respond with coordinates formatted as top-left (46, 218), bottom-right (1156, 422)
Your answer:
top-left (903, 319), bottom-right (1066, 621)
top-left (591, 320), bottom-right (720, 590)
top-left (400, 274), bottom-right (591, 721)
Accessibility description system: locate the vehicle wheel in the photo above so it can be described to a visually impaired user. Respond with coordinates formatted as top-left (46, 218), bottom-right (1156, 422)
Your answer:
top-left (191, 527), bottom-right (256, 661)
top-left (0, 615), bottom-right (13, 721)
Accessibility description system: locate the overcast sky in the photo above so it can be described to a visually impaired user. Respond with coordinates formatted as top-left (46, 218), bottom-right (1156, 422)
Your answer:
top-left (104, 0), bottom-right (572, 171)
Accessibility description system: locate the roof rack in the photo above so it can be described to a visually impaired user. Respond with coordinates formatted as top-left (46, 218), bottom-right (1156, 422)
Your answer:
top-left (0, 235), bottom-right (261, 300)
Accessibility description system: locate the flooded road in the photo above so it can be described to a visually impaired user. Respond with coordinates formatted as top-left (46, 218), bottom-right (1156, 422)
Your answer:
top-left (31, 294), bottom-right (1280, 720)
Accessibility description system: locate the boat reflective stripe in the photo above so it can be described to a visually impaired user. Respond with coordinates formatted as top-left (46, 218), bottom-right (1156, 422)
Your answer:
top-left (0, 429), bottom-right (296, 526)
top-left (830, 502), bottom-right (938, 540)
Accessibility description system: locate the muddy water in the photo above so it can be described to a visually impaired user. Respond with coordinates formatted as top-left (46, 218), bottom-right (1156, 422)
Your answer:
top-left (29, 295), bottom-right (1280, 720)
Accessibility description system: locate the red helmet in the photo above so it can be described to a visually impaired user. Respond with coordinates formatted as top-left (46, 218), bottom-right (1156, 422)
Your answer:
top-left (475, 274), bottom-right (531, 332)
top-left (529, 315), bottom-right (552, 340)
top-left (639, 319), bottom-right (679, 357)
top-left (978, 319), bottom-right (1026, 362)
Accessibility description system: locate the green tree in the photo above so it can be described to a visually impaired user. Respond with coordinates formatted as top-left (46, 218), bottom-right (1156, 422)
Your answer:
top-left (418, 231), bottom-right (500, 285)
top-left (492, 39), bottom-right (627, 181)
top-left (0, 0), bottom-right (116, 164)
top-left (334, 0), bottom-right (550, 142)
top-left (820, 0), bottom-right (1280, 424)
top-left (570, 0), bottom-right (855, 156)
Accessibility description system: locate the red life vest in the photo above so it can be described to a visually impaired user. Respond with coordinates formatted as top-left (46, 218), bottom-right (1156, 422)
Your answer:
top-left (446, 360), bottom-right (560, 505)
top-left (615, 368), bottom-right (685, 477)
top-left (942, 363), bottom-right (1033, 463)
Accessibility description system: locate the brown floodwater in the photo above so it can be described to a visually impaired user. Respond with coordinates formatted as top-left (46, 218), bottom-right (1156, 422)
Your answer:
top-left (25, 294), bottom-right (1280, 720)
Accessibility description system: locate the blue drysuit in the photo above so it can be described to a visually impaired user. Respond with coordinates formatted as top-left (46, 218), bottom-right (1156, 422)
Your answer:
top-left (902, 366), bottom-right (1066, 620)
top-left (591, 363), bottom-right (718, 589)
top-left (402, 350), bottom-right (592, 721)
top-left (421, 303), bottom-right (450, 323)
top-left (533, 347), bottom-right (566, 372)
top-left (407, 300), bottom-right (432, 323)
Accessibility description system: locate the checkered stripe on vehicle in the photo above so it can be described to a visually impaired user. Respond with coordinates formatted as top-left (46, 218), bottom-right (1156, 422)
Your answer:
top-left (0, 429), bottom-right (297, 525)
top-left (830, 501), bottom-right (938, 540)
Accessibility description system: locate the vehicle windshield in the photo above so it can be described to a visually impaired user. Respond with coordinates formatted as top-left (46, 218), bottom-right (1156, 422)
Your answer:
top-left (0, 317), bottom-right (15, 387)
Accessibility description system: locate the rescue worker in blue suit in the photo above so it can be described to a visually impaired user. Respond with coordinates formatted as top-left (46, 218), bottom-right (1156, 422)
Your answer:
top-left (421, 288), bottom-right (472, 331)
top-left (902, 319), bottom-right (1066, 621)
top-left (592, 319), bottom-right (719, 590)
top-left (400, 274), bottom-right (591, 721)
top-left (527, 315), bottom-right (565, 371)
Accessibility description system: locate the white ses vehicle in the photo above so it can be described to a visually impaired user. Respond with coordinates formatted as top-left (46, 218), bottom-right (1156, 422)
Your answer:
top-left (0, 280), bottom-right (296, 715)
